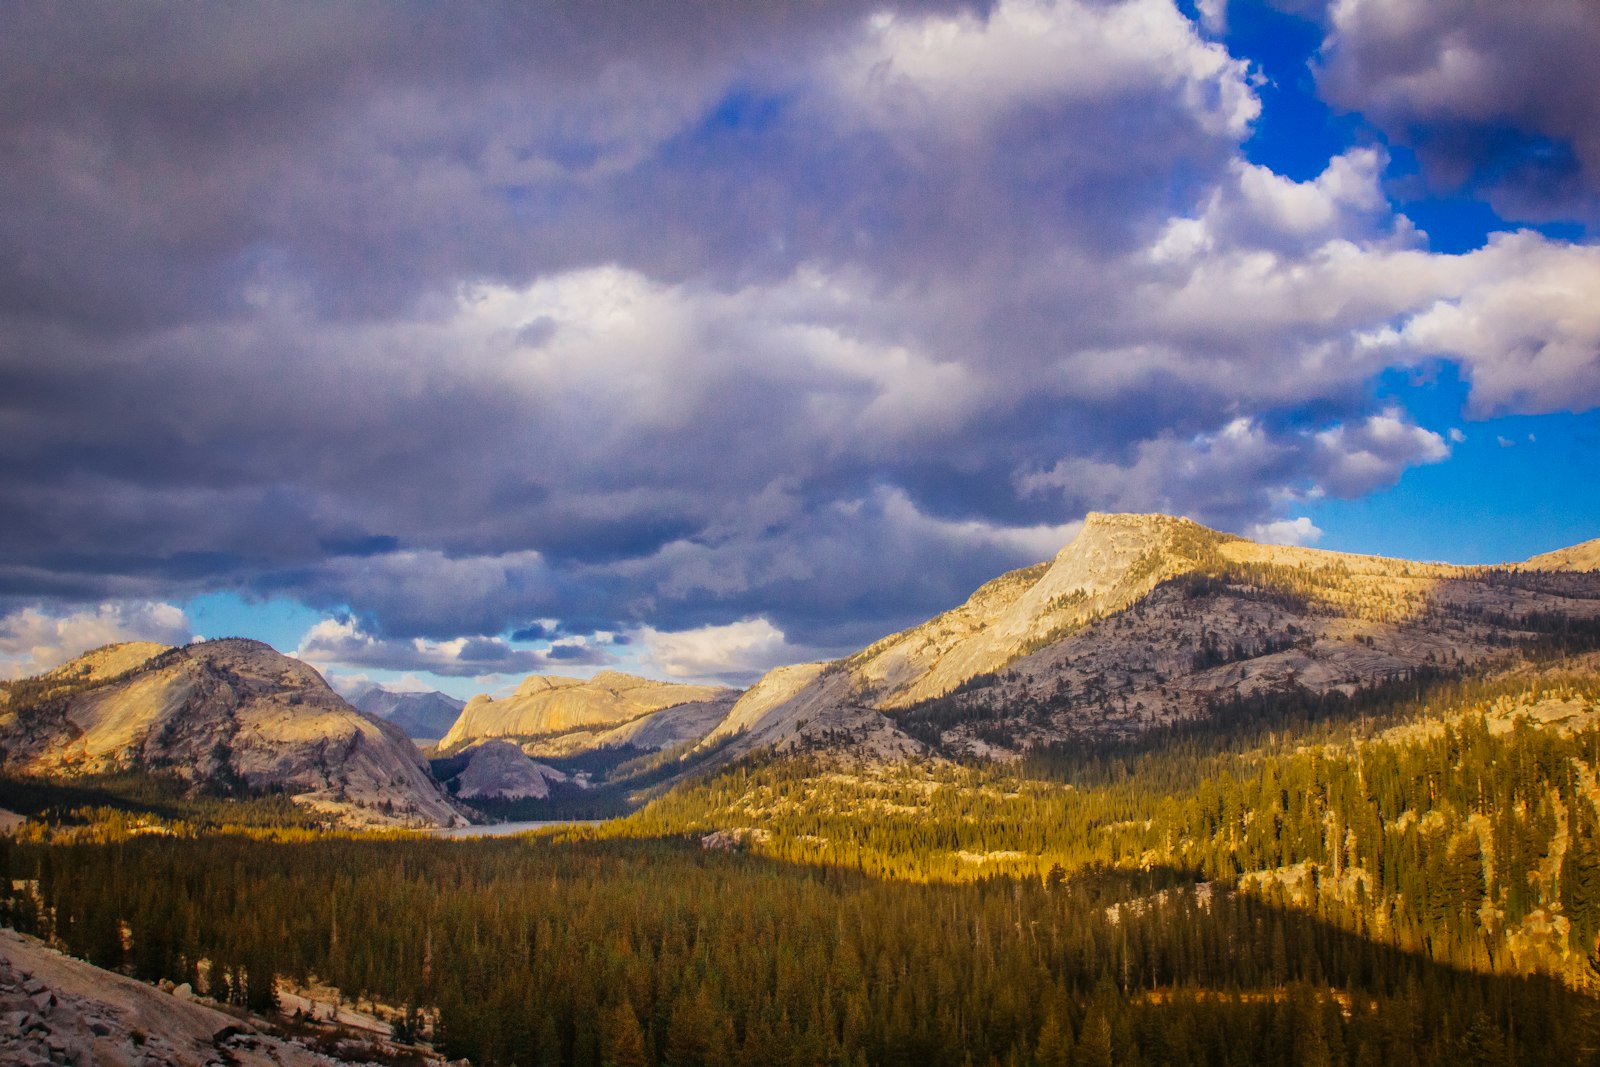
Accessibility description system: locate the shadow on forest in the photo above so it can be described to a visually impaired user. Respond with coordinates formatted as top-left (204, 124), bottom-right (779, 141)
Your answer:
top-left (5, 833), bottom-right (1596, 1066)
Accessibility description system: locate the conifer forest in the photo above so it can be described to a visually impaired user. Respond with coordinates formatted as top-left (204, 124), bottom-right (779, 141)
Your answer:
top-left (7, 668), bottom-right (1600, 1066)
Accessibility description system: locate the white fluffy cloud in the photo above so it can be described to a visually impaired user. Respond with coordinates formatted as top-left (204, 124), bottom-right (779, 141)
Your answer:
top-left (1017, 409), bottom-right (1448, 523)
top-left (1313, 408), bottom-right (1450, 495)
top-left (632, 617), bottom-right (808, 684)
top-left (1364, 232), bottom-right (1600, 414)
top-left (0, 601), bottom-right (193, 680)
top-left (1247, 516), bottom-right (1325, 547)
top-left (836, 0), bottom-right (1258, 138)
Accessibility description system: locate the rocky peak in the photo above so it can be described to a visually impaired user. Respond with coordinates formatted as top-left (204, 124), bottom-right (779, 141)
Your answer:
top-left (509, 673), bottom-right (588, 698)
top-left (844, 514), bottom-right (1233, 709)
top-left (439, 671), bottom-right (737, 753)
top-left (1050, 511), bottom-right (1227, 581)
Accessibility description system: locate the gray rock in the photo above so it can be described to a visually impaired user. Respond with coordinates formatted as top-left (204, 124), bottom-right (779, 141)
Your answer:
top-left (451, 739), bottom-right (559, 800)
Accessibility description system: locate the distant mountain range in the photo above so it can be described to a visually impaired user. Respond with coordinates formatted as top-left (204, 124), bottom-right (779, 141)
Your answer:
top-left (3, 514), bottom-right (1597, 825)
top-left (345, 683), bottom-right (465, 741)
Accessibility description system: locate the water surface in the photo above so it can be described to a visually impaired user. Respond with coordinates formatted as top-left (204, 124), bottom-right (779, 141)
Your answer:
top-left (432, 819), bottom-right (607, 839)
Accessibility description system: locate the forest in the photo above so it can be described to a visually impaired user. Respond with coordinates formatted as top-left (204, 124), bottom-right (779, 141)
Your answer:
top-left (4, 667), bottom-right (1600, 1064)
top-left (3, 834), bottom-right (1594, 1067)
top-left (621, 672), bottom-right (1600, 983)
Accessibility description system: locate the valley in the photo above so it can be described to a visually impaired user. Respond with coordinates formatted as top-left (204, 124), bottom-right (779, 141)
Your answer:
top-left (2, 515), bottom-right (1600, 1065)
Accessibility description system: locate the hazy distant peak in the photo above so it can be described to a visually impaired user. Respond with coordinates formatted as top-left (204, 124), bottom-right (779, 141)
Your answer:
top-left (348, 683), bottom-right (466, 741)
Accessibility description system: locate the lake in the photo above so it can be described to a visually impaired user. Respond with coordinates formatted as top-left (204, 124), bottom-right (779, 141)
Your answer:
top-left (431, 819), bottom-right (607, 839)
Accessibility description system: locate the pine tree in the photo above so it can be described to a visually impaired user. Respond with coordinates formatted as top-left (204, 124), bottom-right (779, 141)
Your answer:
top-left (603, 1001), bottom-right (647, 1067)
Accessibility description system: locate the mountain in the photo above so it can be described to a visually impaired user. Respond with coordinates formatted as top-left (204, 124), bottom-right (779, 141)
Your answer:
top-left (346, 683), bottom-right (465, 741)
top-left (447, 739), bottom-right (567, 801)
top-left (704, 512), bottom-right (1600, 758)
top-left (438, 670), bottom-right (737, 756)
top-left (0, 638), bottom-right (464, 828)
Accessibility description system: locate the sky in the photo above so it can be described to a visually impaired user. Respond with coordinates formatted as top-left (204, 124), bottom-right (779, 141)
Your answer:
top-left (2, 0), bottom-right (1598, 696)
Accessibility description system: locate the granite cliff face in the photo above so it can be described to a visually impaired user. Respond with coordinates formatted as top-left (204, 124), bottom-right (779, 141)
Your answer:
top-left (438, 670), bottom-right (736, 755)
top-left (0, 927), bottom-right (444, 1067)
top-left (705, 513), bottom-right (1600, 758)
top-left (849, 513), bottom-right (1229, 708)
top-left (448, 739), bottom-right (566, 801)
top-left (0, 642), bottom-right (168, 712)
top-left (0, 639), bottom-right (464, 828)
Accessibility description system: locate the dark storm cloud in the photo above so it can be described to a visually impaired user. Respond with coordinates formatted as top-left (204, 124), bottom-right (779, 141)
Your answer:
top-left (296, 615), bottom-right (615, 677)
top-left (0, 0), bottom-right (979, 329)
top-left (4, 0), bottom-right (1596, 678)
top-left (1315, 0), bottom-right (1600, 221)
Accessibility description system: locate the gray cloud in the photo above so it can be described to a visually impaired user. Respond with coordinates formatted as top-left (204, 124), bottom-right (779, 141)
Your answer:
top-left (0, 601), bottom-right (194, 679)
top-left (1316, 0), bottom-right (1600, 220)
top-left (296, 617), bottom-right (614, 679)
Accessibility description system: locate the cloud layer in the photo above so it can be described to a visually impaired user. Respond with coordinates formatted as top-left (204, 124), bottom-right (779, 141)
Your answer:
top-left (0, 602), bottom-right (192, 680)
top-left (2, 0), bottom-right (1596, 680)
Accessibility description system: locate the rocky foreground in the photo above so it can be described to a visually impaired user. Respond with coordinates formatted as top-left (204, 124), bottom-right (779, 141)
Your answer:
top-left (0, 927), bottom-right (446, 1067)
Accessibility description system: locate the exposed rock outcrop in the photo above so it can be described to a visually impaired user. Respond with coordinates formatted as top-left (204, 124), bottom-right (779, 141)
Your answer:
top-left (450, 739), bottom-right (565, 801)
top-left (0, 642), bottom-right (168, 712)
top-left (0, 639), bottom-right (465, 829)
top-left (587, 693), bottom-right (739, 750)
top-left (0, 927), bottom-right (441, 1066)
top-left (438, 671), bottom-right (736, 753)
